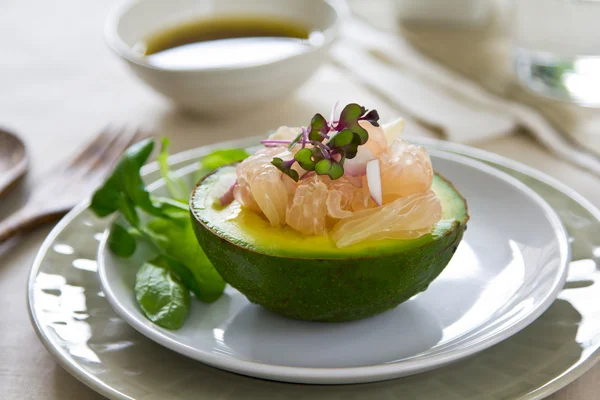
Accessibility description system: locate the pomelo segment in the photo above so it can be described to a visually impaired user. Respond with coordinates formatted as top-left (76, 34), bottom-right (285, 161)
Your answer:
top-left (326, 177), bottom-right (357, 219)
top-left (331, 190), bottom-right (442, 248)
top-left (234, 119), bottom-right (441, 245)
top-left (286, 176), bottom-right (361, 235)
top-left (380, 139), bottom-right (433, 201)
top-left (382, 118), bottom-right (405, 143)
top-left (267, 126), bottom-right (302, 141)
top-left (233, 148), bottom-right (291, 227)
top-left (359, 120), bottom-right (387, 157)
top-left (286, 176), bottom-right (329, 235)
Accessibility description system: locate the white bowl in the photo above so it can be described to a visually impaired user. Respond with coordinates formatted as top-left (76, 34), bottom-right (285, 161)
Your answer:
top-left (105, 0), bottom-right (339, 114)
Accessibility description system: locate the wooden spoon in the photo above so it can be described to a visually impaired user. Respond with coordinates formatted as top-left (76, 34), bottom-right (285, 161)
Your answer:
top-left (0, 128), bottom-right (28, 197)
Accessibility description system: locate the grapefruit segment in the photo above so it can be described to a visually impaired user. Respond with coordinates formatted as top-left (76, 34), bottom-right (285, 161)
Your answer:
top-left (331, 190), bottom-right (442, 248)
top-left (286, 176), bottom-right (329, 235)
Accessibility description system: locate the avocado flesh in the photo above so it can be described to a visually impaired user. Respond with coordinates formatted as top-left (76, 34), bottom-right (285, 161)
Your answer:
top-left (191, 166), bottom-right (468, 321)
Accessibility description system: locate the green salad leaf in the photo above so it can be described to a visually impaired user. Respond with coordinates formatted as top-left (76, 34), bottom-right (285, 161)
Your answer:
top-left (108, 223), bottom-right (136, 257)
top-left (146, 217), bottom-right (226, 302)
top-left (135, 260), bottom-right (191, 330)
top-left (157, 138), bottom-right (188, 202)
top-left (90, 137), bottom-right (249, 329)
top-left (200, 148), bottom-right (249, 171)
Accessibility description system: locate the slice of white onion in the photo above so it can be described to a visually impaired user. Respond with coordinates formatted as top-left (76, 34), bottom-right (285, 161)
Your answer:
top-left (344, 145), bottom-right (375, 176)
top-left (366, 159), bottom-right (382, 206)
top-left (219, 181), bottom-right (236, 206)
top-left (211, 167), bottom-right (237, 206)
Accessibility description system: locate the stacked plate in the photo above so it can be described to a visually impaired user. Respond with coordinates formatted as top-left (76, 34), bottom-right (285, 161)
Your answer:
top-left (29, 137), bottom-right (600, 399)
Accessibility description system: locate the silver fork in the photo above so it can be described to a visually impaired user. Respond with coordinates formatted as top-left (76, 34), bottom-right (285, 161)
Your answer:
top-left (0, 127), bottom-right (147, 243)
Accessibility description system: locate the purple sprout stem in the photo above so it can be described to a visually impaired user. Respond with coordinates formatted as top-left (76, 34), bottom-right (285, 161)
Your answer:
top-left (260, 139), bottom-right (292, 145)
top-left (310, 141), bottom-right (331, 159)
top-left (300, 170), bottom-right (314, 180)
top-left (282, 159), bottom-right (295, 169)
top-left (329, 101), bottom-right (339, 129)
top-left (300, 126), bottom-right (309, 149)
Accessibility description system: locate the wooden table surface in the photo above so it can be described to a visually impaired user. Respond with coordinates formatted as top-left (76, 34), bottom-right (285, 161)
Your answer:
top-left (1, 1), bottom-right (600, 399)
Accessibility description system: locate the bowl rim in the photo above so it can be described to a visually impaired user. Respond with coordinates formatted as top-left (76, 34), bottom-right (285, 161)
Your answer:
top-left (103, 0), bottom-right (340, 73)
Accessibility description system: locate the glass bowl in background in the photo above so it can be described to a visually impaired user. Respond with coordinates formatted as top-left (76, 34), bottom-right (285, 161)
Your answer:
top-left (514, 0), bottom-right (600, 107)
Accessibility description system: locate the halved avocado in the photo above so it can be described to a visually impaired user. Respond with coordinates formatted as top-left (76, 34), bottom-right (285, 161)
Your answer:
top-left (190, 166), bottom-right (468, 322)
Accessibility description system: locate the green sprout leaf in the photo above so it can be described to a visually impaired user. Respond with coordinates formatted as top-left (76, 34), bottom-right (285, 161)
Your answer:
top-left (307, 113), bottom-right (329, 142)
top-left (288, 132), bottom-right (303, 149)
top-left (334, 103), bottom-right (380, 145)
top-left (362, 109), bottom-right (380, 127)
top-left (328, 128), bottom-right (354, 147)
top-left (272, 157), bottom-right (299, 182)
top-left (327, 128), bottom-right (361, 160)
top-left (294, 148), bottom-right (316, 171)
top-left (328, 162), bottom-right (344, 179)
top-left (260, 103), bottom-right (380, 182)
top-left (336, 103), bottom-right (368, 144)
top-left (314, 159), bottom-right (344, 180)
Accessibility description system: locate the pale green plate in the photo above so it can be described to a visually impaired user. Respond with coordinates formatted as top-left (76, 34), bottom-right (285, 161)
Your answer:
top-left (28, 137), bottom-right (600, 399)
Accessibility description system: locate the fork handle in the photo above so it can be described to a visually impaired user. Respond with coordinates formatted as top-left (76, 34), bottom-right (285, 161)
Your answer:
top-left (0, 206), bottom-right (66, 243)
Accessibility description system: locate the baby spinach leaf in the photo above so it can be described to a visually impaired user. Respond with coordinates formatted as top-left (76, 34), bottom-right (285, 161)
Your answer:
top-left (91, 138), bottom-right (248, 329)
top-left (90, 174), bottom-right (121, 217)
top-left (146, 217), bottom-right (226, 303)
top-left (155, 197), bottom-right (189, 220)
top-left (90, 138), bottom-right (165, 219)
top-left (151, 256), bottom-right (204, 300)
top-left (108, 223), bottom-right (137, 257)
top-left (201, 148), bottom-right (249, 171)
top-left (119, 194), bottom-right (140, 227)
top-left (135, 261), bottom-right (190, 330)
top-left (121, 138), bottom-right (166, 218)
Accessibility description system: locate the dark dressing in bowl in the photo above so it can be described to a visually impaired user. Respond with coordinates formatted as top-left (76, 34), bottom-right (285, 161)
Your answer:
top-left (135, 16), bottom-right (323, 70)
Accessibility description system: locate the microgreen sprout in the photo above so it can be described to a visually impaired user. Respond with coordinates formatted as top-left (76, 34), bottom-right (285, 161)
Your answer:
top-left (263, 103), bottom-right (380, 181)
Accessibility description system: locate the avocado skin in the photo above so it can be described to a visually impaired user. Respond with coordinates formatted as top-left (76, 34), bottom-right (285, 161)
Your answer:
top-left (191, 211), bottom-right (466, 322)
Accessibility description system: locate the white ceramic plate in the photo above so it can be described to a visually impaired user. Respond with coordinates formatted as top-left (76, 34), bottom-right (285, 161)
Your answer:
top-left (28, 137), bottom-right (600, 399)
top-left (97, 149), bottom-right (570, 384)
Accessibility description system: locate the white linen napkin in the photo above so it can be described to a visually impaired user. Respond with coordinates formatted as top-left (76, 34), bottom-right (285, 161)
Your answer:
top-left (330, 8), bottom-right (600, 176)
